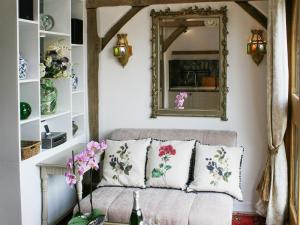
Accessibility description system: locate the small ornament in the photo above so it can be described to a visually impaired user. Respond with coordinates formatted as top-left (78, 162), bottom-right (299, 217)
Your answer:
top-left (19, 55), bottom-right (28, 80)
top-left (20, 102), bottom-right (31, 120)
top-left (72, 69), bottom-right (79, 91)
top-left (40, 14), bottom-right (55, 31)
top-left (72, 121), bottom-right (79, 136)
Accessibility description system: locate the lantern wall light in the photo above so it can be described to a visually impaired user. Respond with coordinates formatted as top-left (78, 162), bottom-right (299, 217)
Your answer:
top-left (113, 34), bottom-right (132, 67)
top-left (247, 29), bottom-right (267, 65)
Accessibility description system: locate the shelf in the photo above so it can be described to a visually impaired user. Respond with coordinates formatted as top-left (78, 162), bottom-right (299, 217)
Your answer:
top-left (72, 90), bottom-right (84, 94)
top-left (72, 112), bottom-right (84, 118)
top-left (18, 19), bottom-right (39, 25)
top-left (19, 79), bottom-right (40, 84)
top-left (71, 44), bottom-right (83, 47)
top-left (41, 111), bottom-right (71, 121)
top-left (40, 30), bottom-right (70, 38)
top-left (20, 117), bottom-right (40, 125)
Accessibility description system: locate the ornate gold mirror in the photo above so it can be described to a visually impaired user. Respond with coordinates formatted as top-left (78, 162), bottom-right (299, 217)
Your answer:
top-left (150, 6), bottom-right (228, 120)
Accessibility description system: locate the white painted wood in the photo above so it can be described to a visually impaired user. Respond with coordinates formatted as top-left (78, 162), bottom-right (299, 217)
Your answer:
top-left (42, 0), bottom-right (71, 34)
top-left (0, 0), bottom-right (87, 223)
top-left (0, 0), bottom-right (22, 222)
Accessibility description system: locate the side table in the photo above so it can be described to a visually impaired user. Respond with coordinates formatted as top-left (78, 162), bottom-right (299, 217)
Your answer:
top-left (38, 143), bottom-right (87, 225)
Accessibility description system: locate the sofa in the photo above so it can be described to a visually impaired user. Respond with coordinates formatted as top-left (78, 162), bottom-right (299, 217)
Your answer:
top-left (77, 128), bottom-right (238, 225)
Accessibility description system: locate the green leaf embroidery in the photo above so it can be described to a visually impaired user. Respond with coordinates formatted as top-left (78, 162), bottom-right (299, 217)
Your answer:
top-left (164, 165), bottom-right (172, 170)
top-left (152, 168), bottom-right (163, 178)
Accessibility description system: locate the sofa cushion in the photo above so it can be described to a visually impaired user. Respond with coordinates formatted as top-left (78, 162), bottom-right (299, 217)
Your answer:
top-left (146, 140), bottom-right (195, 189)
top-left (188, 192), bottom-right (233, 225)
top-left (99, 139), bottom-right (151, 188)
top-left (187, 143), bottom-right (243, 200)
top-left (77, 187), bottom-right (233, 225)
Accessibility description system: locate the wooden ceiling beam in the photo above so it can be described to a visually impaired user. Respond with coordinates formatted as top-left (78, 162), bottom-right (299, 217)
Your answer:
top-left (101, 6), bottom-right (145, 50)
top-left (235, 2), bottom-right (267, 29)
top-left (87, 0), bottom-right (265, 8)
top-left (163, 26), bottom-right (187, 52)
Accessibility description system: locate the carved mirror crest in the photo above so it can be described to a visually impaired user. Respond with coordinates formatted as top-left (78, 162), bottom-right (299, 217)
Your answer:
top-left (150, 6), bottom-right (229, 120)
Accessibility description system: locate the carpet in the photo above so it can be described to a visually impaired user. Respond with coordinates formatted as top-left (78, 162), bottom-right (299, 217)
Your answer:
top-left (232, 213), bottom-right (265, 225)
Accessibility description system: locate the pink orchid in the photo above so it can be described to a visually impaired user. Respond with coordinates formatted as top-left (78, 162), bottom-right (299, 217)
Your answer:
top-left (66, 158), bottom-right (73, 170)
top-left (77, 166), bottom-right (86, 176)
top-left (84, 149), bottom-right (95, 158)
top-left (65, 172), bottom-right (77, 187)
top-left (75, 152), bottom-right (89, 163)
top-left (87, 141), bottom-right (101, 151)
top-left (175, 92), bottom-right (188, 109)
top-left (99, 139), bottom-right (108, 150)
top-left (88, 160), bottom-right (99, 170)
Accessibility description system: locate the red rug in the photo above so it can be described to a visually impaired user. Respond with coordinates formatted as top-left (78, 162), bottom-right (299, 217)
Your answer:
top-left (232, 213), bottom-right (265, 225)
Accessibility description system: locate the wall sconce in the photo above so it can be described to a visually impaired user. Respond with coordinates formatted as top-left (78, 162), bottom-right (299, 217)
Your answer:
top-left (247, 30), bottom-right (267, 65)
top-left (113, 34), bottom-right (132, 67)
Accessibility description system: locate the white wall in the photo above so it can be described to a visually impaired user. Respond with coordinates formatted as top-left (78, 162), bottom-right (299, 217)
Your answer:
top-left (98, 2), bottom-right (268, 212)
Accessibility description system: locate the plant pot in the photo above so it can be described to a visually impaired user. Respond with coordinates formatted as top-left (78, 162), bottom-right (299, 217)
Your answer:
top-left (41, 79), bottom-right (57, 115)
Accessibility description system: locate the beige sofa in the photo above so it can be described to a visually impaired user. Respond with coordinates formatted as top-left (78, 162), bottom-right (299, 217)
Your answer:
top-left (78, 129), bottom-right (238, 225)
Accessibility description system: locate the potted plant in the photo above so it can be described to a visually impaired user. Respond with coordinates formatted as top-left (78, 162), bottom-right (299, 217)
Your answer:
top-left (65, 140), bottom-right (107, 225)
top-left (40, 40), bottom-right (71, 115)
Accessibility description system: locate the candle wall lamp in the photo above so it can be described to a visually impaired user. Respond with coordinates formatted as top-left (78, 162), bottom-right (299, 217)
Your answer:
top-left (113, 34), bottom-right (132, 67)
top-left (247, 29), bottom-right (267, 65)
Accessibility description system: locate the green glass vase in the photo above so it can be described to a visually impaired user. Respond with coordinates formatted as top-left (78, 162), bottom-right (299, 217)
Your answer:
top-left (41, 79), bottom-right (57, 115)
top-left (20, 102), bottom-right (31, 120)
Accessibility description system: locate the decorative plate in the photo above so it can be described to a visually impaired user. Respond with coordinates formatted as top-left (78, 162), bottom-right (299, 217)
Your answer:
top-left (40, 14), bottom-right (55, 31)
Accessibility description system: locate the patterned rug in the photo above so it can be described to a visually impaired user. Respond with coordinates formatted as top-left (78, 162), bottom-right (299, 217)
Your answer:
top-left (232, 213), bottom-right (265, 225)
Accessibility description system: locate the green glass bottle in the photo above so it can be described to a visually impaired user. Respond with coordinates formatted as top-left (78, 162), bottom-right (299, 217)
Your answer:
top-left (129, 191), bottom-right (143, 225)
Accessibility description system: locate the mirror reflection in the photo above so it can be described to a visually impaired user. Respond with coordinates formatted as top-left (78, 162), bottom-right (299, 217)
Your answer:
top-left (151, 7), bottom-right (228, 120)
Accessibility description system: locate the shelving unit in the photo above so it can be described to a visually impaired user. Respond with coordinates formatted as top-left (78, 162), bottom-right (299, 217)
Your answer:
top-left (17, 0), bottom-right (88, 161)
top-left (0, 0), bottom-right (87, 224)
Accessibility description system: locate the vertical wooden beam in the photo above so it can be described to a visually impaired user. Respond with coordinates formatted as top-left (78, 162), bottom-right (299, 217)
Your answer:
top-left (87, 8), bottom-right (100, 140)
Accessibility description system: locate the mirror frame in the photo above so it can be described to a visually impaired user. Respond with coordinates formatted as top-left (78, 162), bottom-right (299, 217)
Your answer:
top-left (150, 6), bottom-right (229, 120)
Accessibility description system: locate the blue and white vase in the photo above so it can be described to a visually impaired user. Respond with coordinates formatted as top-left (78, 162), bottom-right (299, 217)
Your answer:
top-left (19, 55), bottom-right (28, 80)
top-left (72, 69), bottom-right (79, 91)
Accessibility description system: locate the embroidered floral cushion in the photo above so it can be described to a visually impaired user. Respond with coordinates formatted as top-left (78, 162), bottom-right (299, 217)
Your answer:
top-left (146, 140), bottom-right (195, 190)
top-left (187, 143), bottom-right (243, 200)
top-left (99, 138), bottom-right (151, 188)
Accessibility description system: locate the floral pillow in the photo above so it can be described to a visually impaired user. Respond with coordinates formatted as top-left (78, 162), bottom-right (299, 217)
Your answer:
top-left (146, 140), bottom-right (195, 190)
top-left (187, 143), bottom-right (244, 201)
top-left (99, 138), bottom-right (151, 188)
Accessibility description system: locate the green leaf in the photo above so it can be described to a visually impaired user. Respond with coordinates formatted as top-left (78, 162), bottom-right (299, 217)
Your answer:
top-left (67, 216), bottom-right (89, 225)
top-left (152, 168), bottom-right (163, 178)
top-left (214, 155), bottom-right (219, 158)
top-left (116, 151), bottom-right (121, 154)
top-left (217, 150), bottom-right (222, 154)
top-left (159, 163), bottom-right (164, 168)
top-left (67, 209), bottom-right (105, 225)
top-left (164, 165), bottom-right (172, 170)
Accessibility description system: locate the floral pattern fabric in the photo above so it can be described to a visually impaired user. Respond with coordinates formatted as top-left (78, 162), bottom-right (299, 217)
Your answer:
top-left (206, 147), bottom-right (232, 186)
top-left (152, 145), bottom-right (176, 183)
top-left (187, 143), bottom-right (243, 201)
top-left (99, 139), bottom-right (151, 188)
top-left (146, 140), bottom-right (195, 190)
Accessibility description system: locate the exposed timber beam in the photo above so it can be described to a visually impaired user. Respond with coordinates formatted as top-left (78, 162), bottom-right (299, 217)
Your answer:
top-left (87, 8), bottom-right (100, 140)
top-left (163, 26), bottom-right (187, 52)
top-left (235, 2), bottom-right (268, 29)
top-left (87, 0), bottom-right (265, 8)
top-left (101, 6), bottom-right (145, 51)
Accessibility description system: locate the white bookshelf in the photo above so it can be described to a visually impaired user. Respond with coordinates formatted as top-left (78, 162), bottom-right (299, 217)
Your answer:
top-left (0, 0), bottom-right (87, 224)
top-left (17, 0), bottom-right (87, 162)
